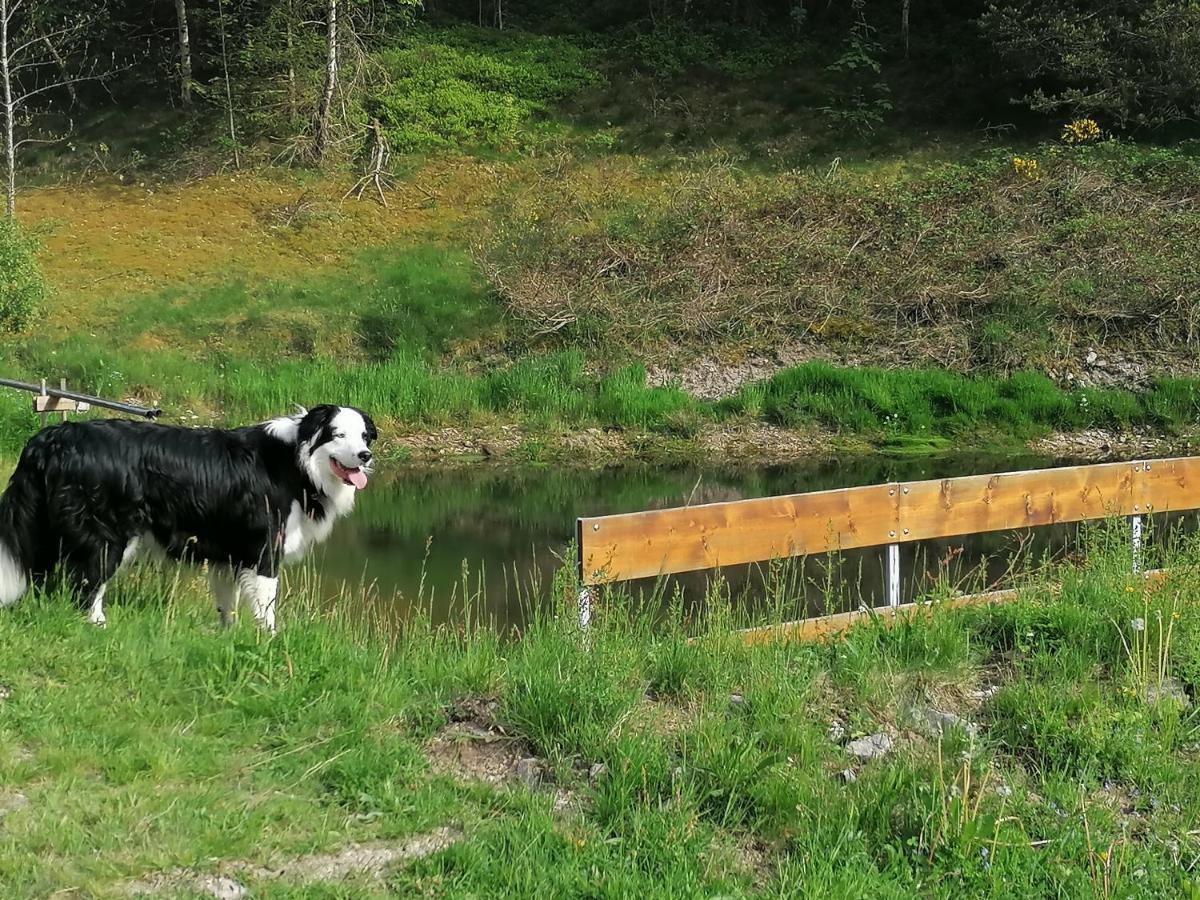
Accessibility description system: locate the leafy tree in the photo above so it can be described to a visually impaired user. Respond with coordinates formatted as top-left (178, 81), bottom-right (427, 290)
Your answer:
top-left (981, 0), bottom-right (1200, 128)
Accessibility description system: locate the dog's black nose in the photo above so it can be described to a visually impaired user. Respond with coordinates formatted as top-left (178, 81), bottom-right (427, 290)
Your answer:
top-left (358, 450), bottom-right (373, 464)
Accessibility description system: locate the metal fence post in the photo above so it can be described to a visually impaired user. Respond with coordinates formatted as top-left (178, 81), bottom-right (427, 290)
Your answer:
top-left (886, 543), bottom-right (900, 608)
top-left (577, 587), bottom-right (591, 631)
top-left (1130, 515), bottom-right (1143, 575)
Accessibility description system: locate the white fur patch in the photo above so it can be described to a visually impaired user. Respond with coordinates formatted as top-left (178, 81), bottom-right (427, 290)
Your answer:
top-left (264, 414), bottom-right (303, 444)
top-left (0, 538), bottom-right (27, 608)
top-left (282, 500), bottom-right (337, 563)
top-left (88, 584), bottom-right (108, 627)
top-left (237, 570), bottom-right (278, 633)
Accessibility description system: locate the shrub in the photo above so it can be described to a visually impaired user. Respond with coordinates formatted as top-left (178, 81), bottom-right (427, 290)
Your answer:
top-left (372, 27), bottom-right (601, 151)
top-left (0, 218), bottom-right (46, 333)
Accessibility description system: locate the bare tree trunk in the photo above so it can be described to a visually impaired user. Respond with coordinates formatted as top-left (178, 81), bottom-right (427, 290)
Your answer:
top-left (286, 19), bottom-right (297, 120)
top-left (1, 0), bottom-right (14, 218)
top-left (901, 0), bottom-right (910, 58)
top-left (216, 0), bottom-right (239, 168)
top-left (174, 0), bottom-right (192, 108)
top-left (40, 33), bottom-right (78, 107)
top-left (494, 0), bottom-right (504, 30)
top-left (314, 0), bottom-right (337, 161)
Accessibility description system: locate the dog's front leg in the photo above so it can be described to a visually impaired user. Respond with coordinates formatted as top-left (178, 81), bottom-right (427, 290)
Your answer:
top-left (237, 569), bottom-right (278, 634)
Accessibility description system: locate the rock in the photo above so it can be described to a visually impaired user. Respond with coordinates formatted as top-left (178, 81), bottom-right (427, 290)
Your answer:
top-left (197, 876), bottom-right (248, 900)
top-left (846, 733), bottom-right (893, 761)
top-left (515, 757), bottom-right (543, 787)
top-left (588, 762), bottom-right (609, 782)
top-left (838, 768), bottom-right (857, 784)
top-left (827, 721), bottom-right (846, 743)
top-left (0, 792), bottom-right (29, 820)
top-left (1086, 351), bottom-right (1098, 365)
top-left (729, 693), bottom-right (745, 707)
top-left (969, 685), bottom-right (999, 702)
top-left (911, 707), bottom-right (979, 739)
top-left (0, 684), bottom-right (10, 702)
top-left (1145, 677), bottom-right (1191, 708)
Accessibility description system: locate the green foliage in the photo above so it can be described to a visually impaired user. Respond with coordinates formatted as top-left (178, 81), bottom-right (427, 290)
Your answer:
top-left (0, 219), bottom-right (46, 334)
top-left (982, 0), bottom-right (1200, 128)
top-left (608, 22), bottom-right (798, 78)
top-left (720, 363), bottom-right (1199, 438)
top-left (372, 27), bottom-right (602, 151)
top-left (823, 0), bottom-right (892, 135)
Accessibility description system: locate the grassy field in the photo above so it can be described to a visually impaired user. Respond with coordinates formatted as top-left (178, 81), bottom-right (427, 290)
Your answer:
top-left (2, 528), bottom-right (1200, 897)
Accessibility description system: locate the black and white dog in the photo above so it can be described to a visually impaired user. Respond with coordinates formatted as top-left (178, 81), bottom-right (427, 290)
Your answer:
top-left (0, 405), bottom-right (376, 632)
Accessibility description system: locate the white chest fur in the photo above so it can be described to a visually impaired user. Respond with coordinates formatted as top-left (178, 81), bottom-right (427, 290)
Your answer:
top-left (282, 489), bottom-right (354, 563)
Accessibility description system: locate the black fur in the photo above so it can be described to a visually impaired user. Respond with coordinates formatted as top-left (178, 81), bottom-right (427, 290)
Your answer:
top-left (0, 405), bottom-right (376, 613)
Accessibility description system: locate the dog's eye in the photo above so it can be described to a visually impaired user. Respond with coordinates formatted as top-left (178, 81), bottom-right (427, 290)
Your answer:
top-left (362, 432), bottom-right (368, 441)
top-left (334, 432), bottom-right (345, 439)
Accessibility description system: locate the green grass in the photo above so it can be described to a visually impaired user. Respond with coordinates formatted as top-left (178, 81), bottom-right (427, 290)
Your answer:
top-left (3, 529), bottom-right (1200, 896)
top-left (0, 347), bottom-right (1196, 461)
top-left (720, 364), bottom-right (1200, 442)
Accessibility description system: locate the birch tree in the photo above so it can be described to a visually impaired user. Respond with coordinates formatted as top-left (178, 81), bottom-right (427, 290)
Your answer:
top-left (0, 1), bottom-right (118, 217)
top-left (312, 0), bottom-right (337, 160)
top-left (174, 0), bottom-right (192, 109)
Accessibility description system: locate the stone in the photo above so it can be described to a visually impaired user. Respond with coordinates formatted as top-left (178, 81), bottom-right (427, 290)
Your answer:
top-left (588, 762), bottom-right (609, 782)
top-left (0, 684), bottom-right (10, 702)
top-left (845, 733), bottom-right (893, 761)
top-left (827, 720), bottom-right (846, 743)
top-left (197, 876), bottom-right (249, 900)
top-left (1086, 350), bottom-right (1098, 365)
top-left (911, 707), bottom-right (979, 739)
top-left (1145, 677), bottom-right (1191, 708)
top-left (729, 693), bottom-right (745, 707)
top-left (516, 757), bottom-right (543, 787)
top-left (838, 768), bottom-right (857, 784)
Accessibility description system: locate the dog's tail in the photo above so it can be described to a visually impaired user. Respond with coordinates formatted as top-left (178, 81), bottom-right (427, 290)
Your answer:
top-left (0, 443), bottom-right (42, 607)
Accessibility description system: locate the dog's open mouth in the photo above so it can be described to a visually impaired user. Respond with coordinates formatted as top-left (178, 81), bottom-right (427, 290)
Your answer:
top-left (329, 458), bottom-right (369, 490)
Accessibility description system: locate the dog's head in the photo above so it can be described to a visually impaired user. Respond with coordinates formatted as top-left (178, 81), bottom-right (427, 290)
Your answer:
top-left (267, 405), bottom-right (378, 496)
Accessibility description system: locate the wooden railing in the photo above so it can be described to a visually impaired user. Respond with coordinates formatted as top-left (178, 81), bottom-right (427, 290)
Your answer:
top-left (575, 457), bottom-right (1200, 637)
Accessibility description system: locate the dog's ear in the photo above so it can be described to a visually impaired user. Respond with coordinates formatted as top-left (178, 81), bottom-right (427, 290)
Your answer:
top-left (359, 410), bottom-right (378, 444)
top-left (296, 405), bottom-right (338, 448)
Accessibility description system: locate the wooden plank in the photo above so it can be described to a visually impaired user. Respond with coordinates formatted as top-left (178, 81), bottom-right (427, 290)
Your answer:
top-left (734, 569), bottom-right (1170, 646)
top-left (896, 460), bottom-right (1137, 542)
top-left (579, 459), bottom-right (1200, 586)
top-left (1137, 457), bottom-right (1200, 514)
top-left (578, 482), bottom-right (899, 584)
top-left (33, 396), bottom-right (90, 413)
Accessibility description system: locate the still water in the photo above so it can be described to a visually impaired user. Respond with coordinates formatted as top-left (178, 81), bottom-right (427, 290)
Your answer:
top-left (310, 452), bottom-right (1195, 630)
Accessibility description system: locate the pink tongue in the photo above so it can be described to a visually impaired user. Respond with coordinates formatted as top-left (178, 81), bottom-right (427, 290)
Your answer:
top-left (347, 468), bottom-right (368, 490)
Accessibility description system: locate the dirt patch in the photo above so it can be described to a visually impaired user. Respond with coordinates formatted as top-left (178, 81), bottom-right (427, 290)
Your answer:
top-left (646, 342), bottom-right (874, 400)
top-left (1028, 428), bottom-right (1188, 461)
top-left (125, 826), bottom-right (462, 897)
top-left (0, 791), bottom-right (30, 822)
top-left (427, 721), bottom-right (534, 786)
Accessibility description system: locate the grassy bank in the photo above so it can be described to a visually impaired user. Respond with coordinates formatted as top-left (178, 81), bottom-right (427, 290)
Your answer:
top-left (2, 531), bottom-right (1200, 896)
top-left (2, 348), bottom-right (1197, 461)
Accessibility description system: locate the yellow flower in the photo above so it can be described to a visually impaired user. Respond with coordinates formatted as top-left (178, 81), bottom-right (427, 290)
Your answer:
top-left (1062, 118), bottom-right (1102, 144)
top-left (1011, 156), bottom-right (1041, 180)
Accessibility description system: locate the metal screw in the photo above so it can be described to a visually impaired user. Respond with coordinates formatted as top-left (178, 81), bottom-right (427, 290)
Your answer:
top-left (889, 488), bottom-right (895, 496)
top-left (903, 528), bottom-right (910, 535)
top-left (902, 487), bottom-right (910, 494)
top-left (592, 523), bottom-right (600, 531)
top-left (889, 530), bottom-right (896, 537)
top-left (1134, 505), bottom-right (1140, 511)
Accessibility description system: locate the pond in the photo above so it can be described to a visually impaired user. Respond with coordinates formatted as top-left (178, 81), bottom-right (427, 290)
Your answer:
top-left (313, 452), bottom-right (1194, 631)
